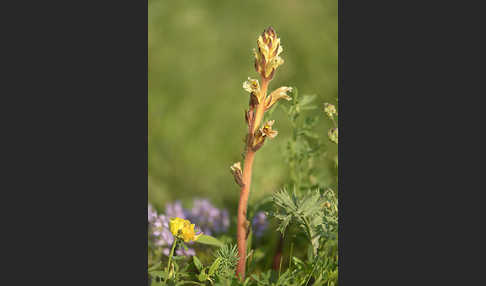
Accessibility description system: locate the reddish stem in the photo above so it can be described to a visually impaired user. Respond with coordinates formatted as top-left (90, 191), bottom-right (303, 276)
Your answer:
top-left (236, 79), bottom-right (268, 280)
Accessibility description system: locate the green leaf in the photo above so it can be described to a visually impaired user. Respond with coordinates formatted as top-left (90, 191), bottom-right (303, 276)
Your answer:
top-left (193, 256), bottom-right (203, 272)
top-left (149, 270), bottom-right (167, 280)
top-left (301, 130), bottom-right (319, 139)
top-left (208, 257), bottom-right (222, 276)
top-left (299, 94), bottom-right (317, 107)
top-left (292, 257), bottom-right (305, 269)
top-left (148, 261), bottom-right (162, 271)
top-left (273, 189), bottom-right (297, 212)
top-left (195, 234), bottom-right (224, 248)
top-left (197, 269), bottom-right (208, 282)
top-left (276, 215), bottom-right (291, 235)
top-left (150, 279), bottom-right (166, 286)
top-left (290, 87), bottom-right (299, 100)
top-left (301, 105), bottom-right (318, 111)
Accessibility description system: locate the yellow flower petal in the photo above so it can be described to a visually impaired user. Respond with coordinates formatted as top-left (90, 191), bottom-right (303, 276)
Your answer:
top-left (169, 217), bottom-right (202, 242)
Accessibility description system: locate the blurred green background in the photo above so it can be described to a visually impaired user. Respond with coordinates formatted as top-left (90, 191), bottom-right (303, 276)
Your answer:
top-left (148, 0), bottom-right (337, 213)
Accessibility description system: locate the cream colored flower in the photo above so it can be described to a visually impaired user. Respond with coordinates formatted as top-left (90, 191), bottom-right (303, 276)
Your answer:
top-left (230, 161), bottom-right (242, 173)
top-left (230, 162), bottom-right (244, 187)
top-left (265, 86), bottom-right (292, 110)
top-left (261, 120), bottom-right (278, 139)
top-left (243, 77), bottom-right (260, 93)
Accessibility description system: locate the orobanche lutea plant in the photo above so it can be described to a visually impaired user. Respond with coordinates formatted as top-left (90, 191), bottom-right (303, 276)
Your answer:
top-left (230, 26), bottom-right (292, 280)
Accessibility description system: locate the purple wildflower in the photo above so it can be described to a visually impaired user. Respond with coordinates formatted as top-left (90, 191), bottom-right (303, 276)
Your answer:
top-left (252, 211), bottom-right (269, 238)
top-left (161, 246), bottom-right (196, 256)
top-left (188, 199), bottom-right (230, 236)
top-left (221, 209), bottom-right (230, 231)
top-left (148, 198), bottom-right (229, 256)
top-left (165, 200), bottom-right (187, 219)
top-left (176, 247), bottom-right (196, 256)
top-left (148, 203), bottom-right (158, 223)
top-left (150, 214), bottom-right (174, 251)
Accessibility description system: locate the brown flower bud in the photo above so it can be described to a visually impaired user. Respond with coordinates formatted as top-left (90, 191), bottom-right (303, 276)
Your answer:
top-left (251, 129), bottom-right (266, 151)
top-left (249, 92), bottom-right (259, 110)
top-left (230, 162), bottom-right (244, 187)
top-left (245, 110), bottom-right (253, 126)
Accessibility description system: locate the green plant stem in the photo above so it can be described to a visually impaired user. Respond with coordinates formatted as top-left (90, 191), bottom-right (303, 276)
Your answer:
top-left (302, 216), bottom-right (318, 258)
top-left (305, 264), bottom-right (317, 286)
top-left (330, 117), bottom-right (337, 127)
top-left (289, 242), bottom-right (294, 269)
top-left (167, 238), bottom-right (178, 273)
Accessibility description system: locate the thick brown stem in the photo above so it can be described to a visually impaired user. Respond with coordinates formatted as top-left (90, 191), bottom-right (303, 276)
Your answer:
top-left (236, 148), bottom-right (254, 279)
top-left (236, 79), bottom-right (268, 280)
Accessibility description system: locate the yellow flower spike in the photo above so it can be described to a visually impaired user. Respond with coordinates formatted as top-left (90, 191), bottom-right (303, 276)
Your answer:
top-left (265, 57), bottom-right (284, 78)
top-left (265, 86), bottom-right (292, 110)
top-left (254, 27), bottom-right (284, 80)
top-left (169, 217), bottom-right (202, 242)
top-left (257, 36), bottom-right (270, 60)
top-left (253, 48), bottom-right (262, 74)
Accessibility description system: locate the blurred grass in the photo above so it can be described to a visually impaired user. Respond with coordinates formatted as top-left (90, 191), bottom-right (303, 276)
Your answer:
top-left (148, 0), bottom-right (337, 213)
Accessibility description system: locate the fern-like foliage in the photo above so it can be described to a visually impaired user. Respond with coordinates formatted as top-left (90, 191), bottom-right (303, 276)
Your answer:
top-left (273, 188), bottom-right (337, 248)
top-left (283, 88), bottom-right (324, 190)
top-left (215, 244), bottom-right (239, 280)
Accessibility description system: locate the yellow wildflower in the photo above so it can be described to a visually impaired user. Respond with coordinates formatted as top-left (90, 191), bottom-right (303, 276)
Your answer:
top-left (169, 217), bottom-right (202, 242)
